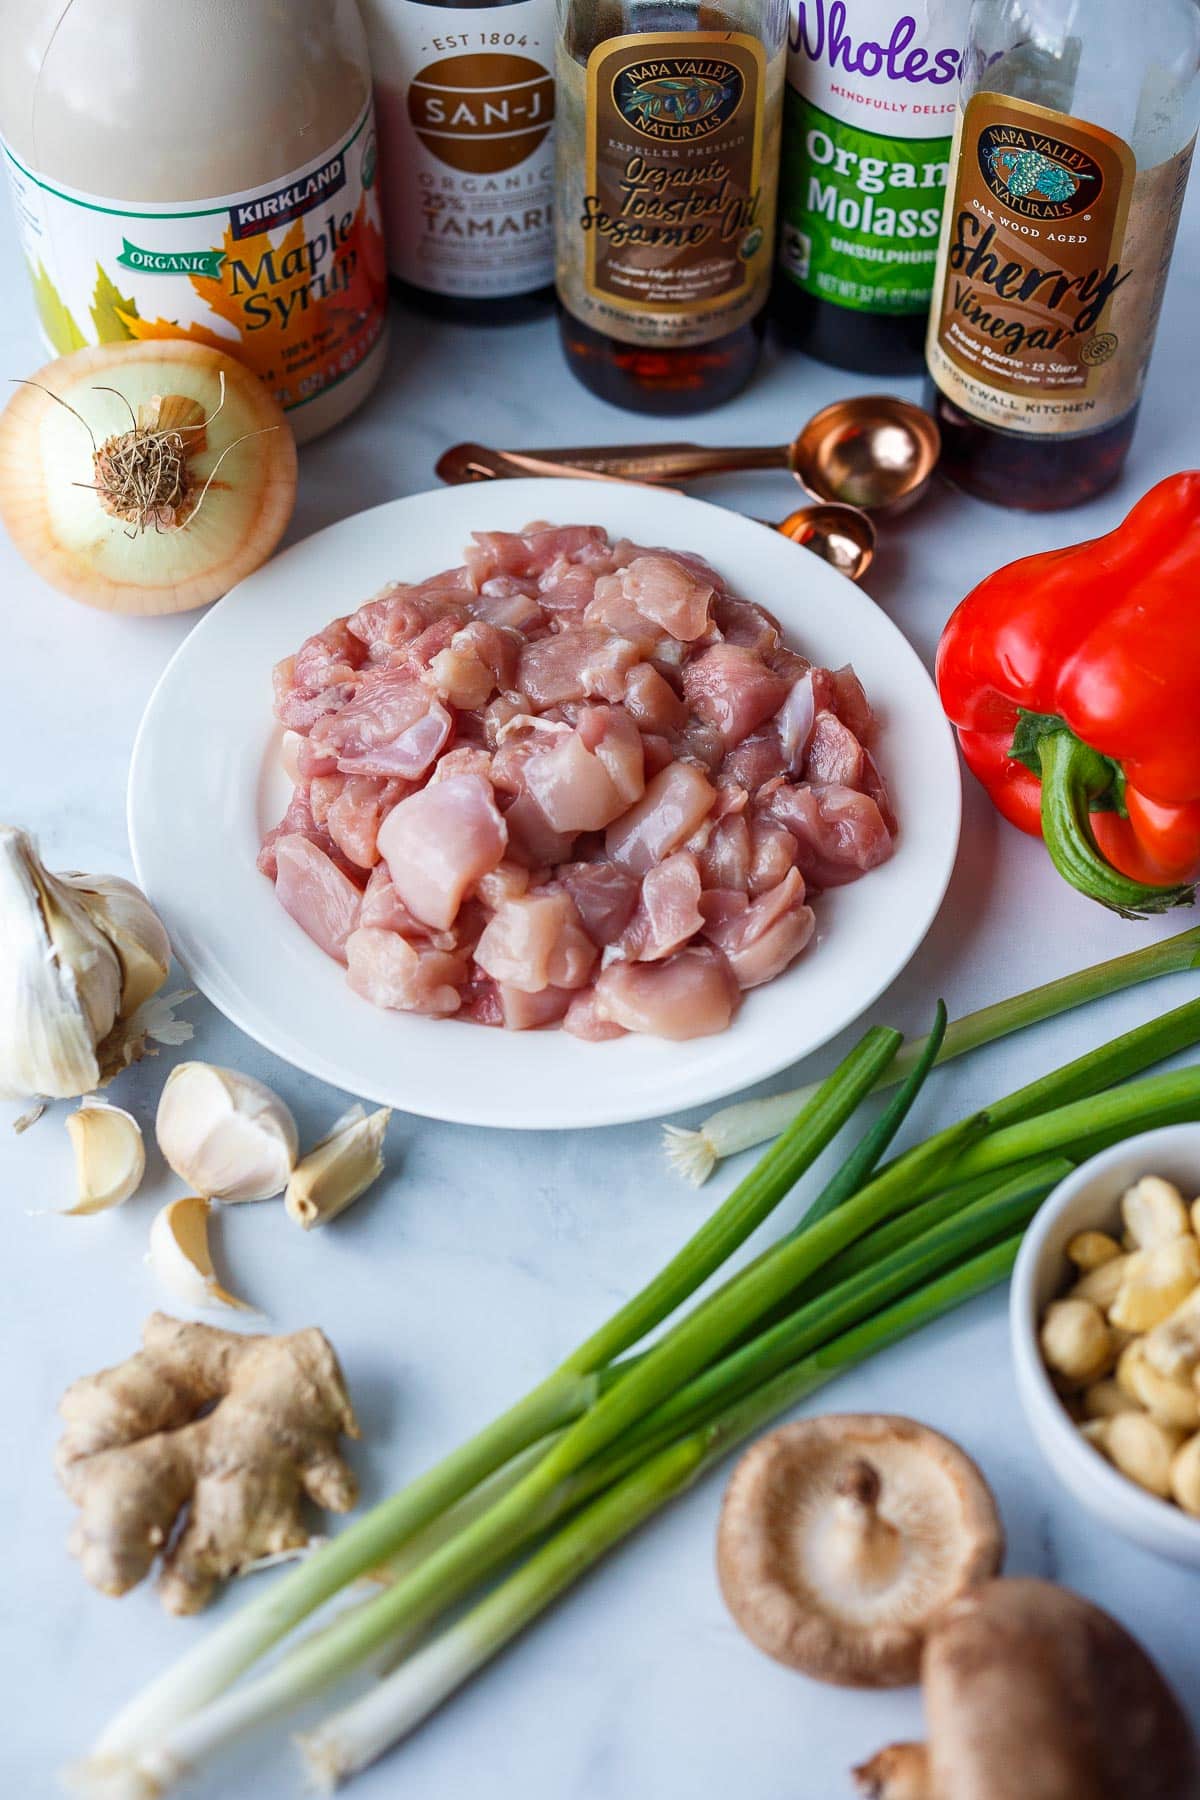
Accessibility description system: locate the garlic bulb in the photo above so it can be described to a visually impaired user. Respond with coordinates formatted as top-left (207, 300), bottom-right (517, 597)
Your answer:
top-left (64, 1104), bottom-right (145, 1213)
top-left (156, 1062), bottom-right (298, 1202)
top-left (0, 826), bottom-right (171, 1101)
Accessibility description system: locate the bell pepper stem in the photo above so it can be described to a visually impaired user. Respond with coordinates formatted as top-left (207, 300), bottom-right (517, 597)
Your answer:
top-left (1037, 728), bottom-right (1194, 917)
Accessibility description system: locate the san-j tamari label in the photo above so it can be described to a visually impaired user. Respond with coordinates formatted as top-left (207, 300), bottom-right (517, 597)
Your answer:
top-left (927, 92), bottom-right (1195, 436)
top-left (778, 0), bottom-right (962, 317)
top-left (557, 31), bottom-right (784, 348)
top-left (1, 100), bottom-right (388, 419)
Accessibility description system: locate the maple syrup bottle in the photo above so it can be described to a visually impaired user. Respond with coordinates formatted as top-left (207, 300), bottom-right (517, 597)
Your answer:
top-left (555, 0), bottom-right (788, 414)
top-left (926, 0), bottom-right (1200, 508)
top-left (362, 0), bottom-right (556, 322)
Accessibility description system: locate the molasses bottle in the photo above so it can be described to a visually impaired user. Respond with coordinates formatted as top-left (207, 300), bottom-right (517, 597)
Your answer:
top-left (555, 0), bottom-right (788, 414)
top-left (773, 0), bottom-right (967, 374)
top-left (926, 0), bottom-right (1200, 509)
top-left (361, 0), bottom-right (556, 321)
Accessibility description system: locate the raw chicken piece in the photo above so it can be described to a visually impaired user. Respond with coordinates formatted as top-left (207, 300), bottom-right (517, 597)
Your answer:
top-left (427, 622), bottom-right (520, 710)
top-left (592, 946), bottom-right (739, 1040)
top-left (272, 657), bottom-right (357, 731)
top-left (682, 644), bottom-right (792, 747)
top-left (583, 582), bottom-right (663, 653)
top-left (617, 553), bottom-right (714, 641)
top-left (861, 749), bottom-right (897, 834)
top-left (473, 891), bottom-right (598, 993)
top-left (697, 813), bottom-right (752, 890)
top-left (623, 661), bottom-right (688, 732)
top-left (503, 792), bottom-right (578, 868)
top-left (326, 775), bottom-right (408, 870)
top-left (473, 583), bottom-right (546, 634)
top-left (476, 859), bottom-right (531, 908)
top-left (517, 627), bottom-right (640, 710)
top-left (309, 771), bottom-right (346, 828)
top-left (524, 729), bottom-right (627, 833)
top-left (312, 666), bottom-right (453, 780)
top-left (717, 728), bottom-right (789, 793)
top-left (348, 571), bottom-right (473, 654)
top-left (639, 733), bottom-right (677, 778)
top-left (764, 782), bottom-right (894, 888)
top-left (258, 787), bottom-right (355, 882)
top-left (562, 985), bottom-right (627, 1041)
top-left (496, 984), bottom-right (573, 1030)
top-left (748, 818), bottom-right (799, 896)
top-left (618, 852), bottom-right (705, 962)
top-left (712, 594), bottom-right (781, 654)
top-left (293, 618), bottom-right (367, 693)
top-left (538, 558), bottom-right (603, 618)
top-left (776, 673), bottom-right (816, 774)
top-left (359, 864), bottom-right (456, 944)
top-left (378, 773), bottom-right (507, 929)
top-left (578, 705), bottom-right (645, 805)
top-left (702, 867), bottom-right (815, 989)
top-left (830, 664), bottom-right (875, 741)
top-left (428, 745), bottom-right (494, 785)
top-left (805, 710), bottom-right (866, 789)
top-left (345, 927), bottom-right (465, 1015)
top-left (605, 760), bottom-right (716, 875)
top-left (558, 861), bottom-right (641, 946)
top-left (274, 834), bottom-right (363, 964)
top-left (467, 525), bottom-right (611, 585)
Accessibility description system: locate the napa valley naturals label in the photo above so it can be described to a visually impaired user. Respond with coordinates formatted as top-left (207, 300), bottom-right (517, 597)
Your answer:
top-left (557, 31), bottom-right (785, 348)
top-left (1, 102), bottom-right (387, 417)
top-left (365, 0), bottom-right (555, 298)
top-left (779, 0), bottom-right (963, 315)
top-left (928, 93), bottom-right (1195, 435)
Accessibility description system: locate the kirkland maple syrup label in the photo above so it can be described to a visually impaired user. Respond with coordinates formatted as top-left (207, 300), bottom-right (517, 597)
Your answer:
top-left (779, 0), bottom-right (962, 316)
top-left (557, 31), bottom-right (784, 348)
top-left (1, 100), bottom-right (387, 418)
top-left (927, 92), bottom-right (1196, 436)
top-left (366, 0), bottom-right (555, 299)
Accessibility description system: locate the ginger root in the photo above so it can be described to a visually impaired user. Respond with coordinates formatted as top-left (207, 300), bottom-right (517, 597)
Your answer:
top-left (56, 1312), bottom-right (360, 1613)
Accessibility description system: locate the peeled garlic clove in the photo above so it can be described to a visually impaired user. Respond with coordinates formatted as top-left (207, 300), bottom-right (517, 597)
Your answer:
top-left (286, 1104), bottom-right (391, 1229)
top-left (148, 1195), bottom-right (250, 1311)
top-left (156, 1062), bottom-right (298, 1202)
top-left (63, 1103), bottom-right (145, 1214)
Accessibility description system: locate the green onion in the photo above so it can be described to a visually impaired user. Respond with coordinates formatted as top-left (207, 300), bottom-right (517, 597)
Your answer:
top-left (664, 926), bottom-right (1200, 1184)
top-left (87, 1026), bottom-right (899, 1764)
top-left (297, 1239), bottom-right (1022, 1786)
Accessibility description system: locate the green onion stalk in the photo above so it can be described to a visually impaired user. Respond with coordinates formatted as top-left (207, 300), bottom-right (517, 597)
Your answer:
top-left (664, 925), bottom-right (1200, 1184)
top-left (70, 1000), bottom-right (1200, 1796)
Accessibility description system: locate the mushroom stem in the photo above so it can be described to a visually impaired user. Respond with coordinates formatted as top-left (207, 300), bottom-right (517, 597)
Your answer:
top-left (831, 1458), bottom-right (904, 1590)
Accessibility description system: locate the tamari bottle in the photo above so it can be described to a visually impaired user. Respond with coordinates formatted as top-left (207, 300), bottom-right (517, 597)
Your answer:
top-left (361, 0), bottom-right (557, 321)
top-left (773, 0), bottom-right (968, 374)
top-left (555, 0), bottom-right (788, 414)
top-left (0, 0), bottom-right (388, 443)
top-left (926, 0), bottom-right (1200, 509)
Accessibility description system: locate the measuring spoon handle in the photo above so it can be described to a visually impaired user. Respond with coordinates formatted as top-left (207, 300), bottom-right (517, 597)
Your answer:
top-left (515, 441), bottom-right (792, 481)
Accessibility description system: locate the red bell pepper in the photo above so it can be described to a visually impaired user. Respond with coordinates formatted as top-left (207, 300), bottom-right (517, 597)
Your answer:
top-left (936, 472), bottom-right (1200, 917)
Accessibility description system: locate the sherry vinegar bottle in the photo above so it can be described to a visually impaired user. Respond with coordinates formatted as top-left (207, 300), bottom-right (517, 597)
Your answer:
top-left (926, 0), bottom-right (1200, 509)
top-left (555, 0), bottom-right (788, 413)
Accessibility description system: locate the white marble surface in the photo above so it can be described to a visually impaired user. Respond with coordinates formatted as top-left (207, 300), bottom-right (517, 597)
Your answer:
top-left (4, 186), bottom-right (1200, 1797)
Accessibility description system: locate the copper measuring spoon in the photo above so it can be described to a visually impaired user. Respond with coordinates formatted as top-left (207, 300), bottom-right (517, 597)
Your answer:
top-left (435, 395), bottom-right (940, 518)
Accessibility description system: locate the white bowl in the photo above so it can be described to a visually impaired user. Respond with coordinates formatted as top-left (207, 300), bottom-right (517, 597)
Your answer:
top-left (1010, 1124), bottom-right (1200, 1566)
top-left (128, 479), bottom-right (961, 1130)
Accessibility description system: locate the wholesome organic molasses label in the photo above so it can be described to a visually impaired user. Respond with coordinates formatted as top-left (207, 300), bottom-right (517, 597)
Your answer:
top-left (927, 92), bottom-right (1195, 436)
top-left (557, 31), bottom-right (784, 348)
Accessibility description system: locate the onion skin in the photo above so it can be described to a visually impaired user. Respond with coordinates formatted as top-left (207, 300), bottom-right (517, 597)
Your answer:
top-left (0, 340), bottom-right (298, 615)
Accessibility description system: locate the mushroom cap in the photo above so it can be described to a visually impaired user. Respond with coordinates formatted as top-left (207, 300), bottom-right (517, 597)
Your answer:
top-left (920, 1578), bottom-right (1198, 1800)
top-left (716, 1413), bottom-right (1003, 1687)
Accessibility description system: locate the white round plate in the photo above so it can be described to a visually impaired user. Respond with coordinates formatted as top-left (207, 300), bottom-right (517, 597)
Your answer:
top-left (128, 479), bottom-right (960, 1130)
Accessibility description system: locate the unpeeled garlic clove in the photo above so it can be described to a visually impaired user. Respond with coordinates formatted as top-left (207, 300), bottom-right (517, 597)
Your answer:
top-left (147, 1195), bottom-right (250, 1311)
top-left (63, 1103), bottom-right (145, 1214)
top-left (156, 1062), bottom-right (298, 1202)
top-left (285, 1104), bottom-right (391, 1230)
top-left (0, 826), bottom-right (173, 1101)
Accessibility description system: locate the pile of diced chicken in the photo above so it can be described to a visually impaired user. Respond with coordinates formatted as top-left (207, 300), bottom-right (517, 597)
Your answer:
top-left (260, 524), bottom-right (895, 1041)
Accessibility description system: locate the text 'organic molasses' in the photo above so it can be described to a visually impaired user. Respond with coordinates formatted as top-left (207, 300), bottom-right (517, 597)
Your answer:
top-left (555, 0), bottom-right (788, 415)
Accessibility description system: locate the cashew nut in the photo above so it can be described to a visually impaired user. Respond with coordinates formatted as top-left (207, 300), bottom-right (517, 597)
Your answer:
top-left (1115, 1340), bottom-right (1200, 1431)
top-left (1108, 1237), bottom-right (1200, 1334)
top-left (1065, 1230), bottom-right (1122, 1273)
top-left (1081, 1379), bottom-right (1141, 1421)
top-left (1121, 1176), bottom-right (1191, 1249)
top-left (1040, 1299), bottom-right (1112, 1386)
top-left (1068, 1253), bottom-right (1133, 1311)
top-left (1169, 1435), bottom-right (1200, 1517)
top-left (1093, 1412), bottom-right (1184, 1499)
top-left (1142, 1285), bottom-right (1200, 1383)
